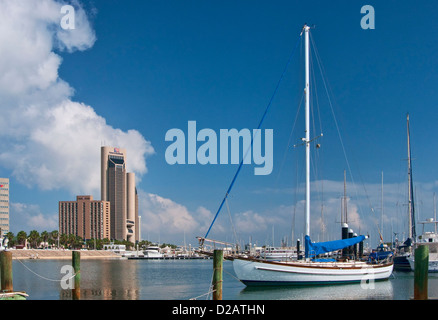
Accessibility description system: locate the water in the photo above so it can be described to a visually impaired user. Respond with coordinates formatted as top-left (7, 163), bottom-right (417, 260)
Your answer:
top-left (10, 259), bottom-right (438, 300)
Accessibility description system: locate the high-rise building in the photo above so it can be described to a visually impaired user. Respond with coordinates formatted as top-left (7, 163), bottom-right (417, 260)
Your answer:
top-left (59, 195), bottom-right (110, 240)
top-left (0, 178), bottom-right (9, 237)
top-left (101, 146), bottom-right (139, 243)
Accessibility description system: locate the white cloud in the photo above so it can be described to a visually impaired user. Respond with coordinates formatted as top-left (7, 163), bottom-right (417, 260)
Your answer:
top-left (10, 202), bottom-right (58, 232)
top-left (0, 0), bottom-right (154, 196)
top-left (138, 189), bottom-right (218, 244)
top-left (234, 210), bottom-right (282, 233)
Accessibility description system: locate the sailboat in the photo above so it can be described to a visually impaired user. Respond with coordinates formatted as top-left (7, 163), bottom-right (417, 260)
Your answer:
top-left (199, 25), bottom-right (393, 285)
top-left (230, 25), bottom-right (393, 285)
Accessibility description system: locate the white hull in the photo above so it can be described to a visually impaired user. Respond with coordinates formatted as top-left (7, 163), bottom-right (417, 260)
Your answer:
top-left (143, 246), bottom-right (163, 258)
top-left (233, 257), bottom-right (393, 286)
top-left (143, 251), bottom-right (163, 258)
top-left (407, 256), bottom-right (438, 272)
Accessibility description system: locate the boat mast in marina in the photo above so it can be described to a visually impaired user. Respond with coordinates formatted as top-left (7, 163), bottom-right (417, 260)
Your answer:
top-left (304, 24), bottom-right (311, 244)
top-left (407, 114), bottom-right (416, 242)
top-left (229, 24), bottom-right (393, 285)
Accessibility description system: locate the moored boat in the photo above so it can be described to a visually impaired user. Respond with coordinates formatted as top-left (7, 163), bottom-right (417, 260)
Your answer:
top-left (143, 246), bottom-right (164, 258)
top-left (204, 24), bottom-right (393, 286)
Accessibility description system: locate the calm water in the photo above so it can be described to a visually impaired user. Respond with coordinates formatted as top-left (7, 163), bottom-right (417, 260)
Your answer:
top-left (10, 258), bottom-right (438, 300)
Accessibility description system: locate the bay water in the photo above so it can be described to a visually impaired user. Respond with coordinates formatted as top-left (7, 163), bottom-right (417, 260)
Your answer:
top-left (10, 258), bottom-right (438, 300)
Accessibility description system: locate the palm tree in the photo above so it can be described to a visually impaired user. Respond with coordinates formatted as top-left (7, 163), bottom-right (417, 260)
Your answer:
top-left (16, 231), bottom-right (27, 247)
top-left (50, 230), bottom-right (59, 248)
top-left (40, 231), bottom-right (49, 248)
top-left (60, 233), bottom-right (68, 248)
top-left (67, 234), bottom-right (76, 249)
top-left (5, 232), bottom-right (14, 248)
top-left (28, 230), bottom-right (40, 249)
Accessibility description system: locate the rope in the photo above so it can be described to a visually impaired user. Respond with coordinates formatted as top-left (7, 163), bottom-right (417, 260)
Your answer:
top-left (223, 268), bottom-right (242, 283)
top-left (189, 289), bottom-right (216, 300)
top-left (204, 30), bottom-right (303, 239)
top-left (189, 266), bottom-right (217, 300)
top-left (15, 258), bottom-right (77, 282)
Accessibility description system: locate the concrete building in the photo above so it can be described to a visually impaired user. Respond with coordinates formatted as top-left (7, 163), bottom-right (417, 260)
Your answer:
top-left (101, 146), bottom-right (139, 243)
top-left (59, 195), bottom-right (110, 240)
top-left (0, 178), bottom-right (9, 237)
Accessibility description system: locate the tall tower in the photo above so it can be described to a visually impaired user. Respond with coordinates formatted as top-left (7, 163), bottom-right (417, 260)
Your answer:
top-left (101, 146), bottom-right (138, 243)
top-left (0, 178), bottom-right (9, 237)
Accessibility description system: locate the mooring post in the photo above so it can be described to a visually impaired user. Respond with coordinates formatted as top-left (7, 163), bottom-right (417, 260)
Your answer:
top-left (212, 249), bottom-right (223, 300)
top-left (414, 245), bottom-right (429, 300)
top-left (72, 250), bottom-right (81, 300)
top-left (0, 251), bottom-right (13, 292)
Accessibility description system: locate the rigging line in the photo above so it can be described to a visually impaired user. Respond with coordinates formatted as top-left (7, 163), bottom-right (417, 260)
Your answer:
top-left (310, 33), bottom-right (364, 216)
top-left (275, 91), bottom-right (304, 185)
top-left (225, 197), bottom-right (239, 248)
top-left (308, 41), bottom-right (325, 217)
top-left (204, 31), bottom-right (303, 239)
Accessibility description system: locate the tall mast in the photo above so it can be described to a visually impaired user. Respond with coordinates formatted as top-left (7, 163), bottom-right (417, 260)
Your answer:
top-left (381, 171), bottom-right (384, 242)
top-left (304, 25), bottom-right (311, 239)
top-left (407, 113), bottom-right (416, 240)
top-left (343, 170), bottom-right (347, 224)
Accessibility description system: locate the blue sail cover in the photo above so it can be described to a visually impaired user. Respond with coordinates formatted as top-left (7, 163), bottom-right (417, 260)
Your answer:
top-left (305, 235), bottom-right (366, 257)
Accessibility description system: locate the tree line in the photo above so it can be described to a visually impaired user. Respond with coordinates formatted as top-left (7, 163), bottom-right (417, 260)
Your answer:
top-left (3, 230), bottom-right (177, 250)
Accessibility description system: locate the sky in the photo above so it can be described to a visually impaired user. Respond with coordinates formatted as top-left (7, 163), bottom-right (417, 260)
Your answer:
top-left (1, 0), bottom-right (438, 249)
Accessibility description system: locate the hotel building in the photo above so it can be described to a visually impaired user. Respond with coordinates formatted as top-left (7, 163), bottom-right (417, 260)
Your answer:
top-left (59, 195), bottom-right (110, 240)
top-left (101, 146), bottom-right (139, 243)
top-left (0, 178), bottom-right (9, 237)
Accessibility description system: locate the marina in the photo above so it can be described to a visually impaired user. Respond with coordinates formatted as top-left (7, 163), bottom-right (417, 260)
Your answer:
top-left (2, 2), bottom-right (438, 308)
top-left (6, 258), bottom-right (438, 300)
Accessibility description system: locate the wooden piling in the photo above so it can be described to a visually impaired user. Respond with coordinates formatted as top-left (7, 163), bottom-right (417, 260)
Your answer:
top-left (212, 249), bottom-right (223, 300)
top-left (0, 251), bottom-right (13, 292)
top-left (414, 245), bottom-right (429, 300)
top-left (72, 250), bottom-right (81, 300)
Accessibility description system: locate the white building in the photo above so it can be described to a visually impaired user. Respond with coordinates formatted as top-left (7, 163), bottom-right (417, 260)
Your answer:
top-left (0, 178), bottom-right (9, 237)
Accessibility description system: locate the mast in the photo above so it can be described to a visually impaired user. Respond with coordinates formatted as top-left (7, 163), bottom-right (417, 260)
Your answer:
top-left (381, 171), bottom-right (384, 242)
top-left (343, 170), bottom-right (347, 224)
top-left (304, 25), bottom-right (311, 239)
top-left (407, 113), bottom-right (416, 240)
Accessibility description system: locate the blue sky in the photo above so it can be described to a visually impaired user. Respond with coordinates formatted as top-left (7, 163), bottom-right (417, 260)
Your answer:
top-left (2, 0), bottom-right (438, 248)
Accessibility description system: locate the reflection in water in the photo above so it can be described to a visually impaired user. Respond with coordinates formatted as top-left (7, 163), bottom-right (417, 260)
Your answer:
top-left (11, 259), bottom-right (435, 300)
top-left (238, 280), bottom-right (394, 300)
top-left (61, 259), bottom-right (141, 300)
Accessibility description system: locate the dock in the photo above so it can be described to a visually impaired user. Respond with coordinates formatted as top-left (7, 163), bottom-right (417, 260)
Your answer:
top-left (127, 255), bottom-right (211, 260)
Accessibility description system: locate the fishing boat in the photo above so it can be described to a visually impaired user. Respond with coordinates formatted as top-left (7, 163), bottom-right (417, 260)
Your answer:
top-left (407, 219), bottom-right (438, 272)
top-left (200, 25), bottom-right (393, 286)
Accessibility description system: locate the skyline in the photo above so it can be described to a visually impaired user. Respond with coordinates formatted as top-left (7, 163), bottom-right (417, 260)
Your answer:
top-left (1, 0), bottom-right (438, 248)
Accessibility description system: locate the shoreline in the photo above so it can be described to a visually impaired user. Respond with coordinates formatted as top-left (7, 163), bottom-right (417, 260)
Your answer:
top-left (9, 249), bottom-right (121, 260)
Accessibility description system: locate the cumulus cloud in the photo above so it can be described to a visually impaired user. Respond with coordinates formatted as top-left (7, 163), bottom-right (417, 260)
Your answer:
top-left (0, 0), bottom-right (154, 196)
top-left (138, 189), bottom-right (219, 243)
top-left (10, 202), bottom-right (58, 231)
